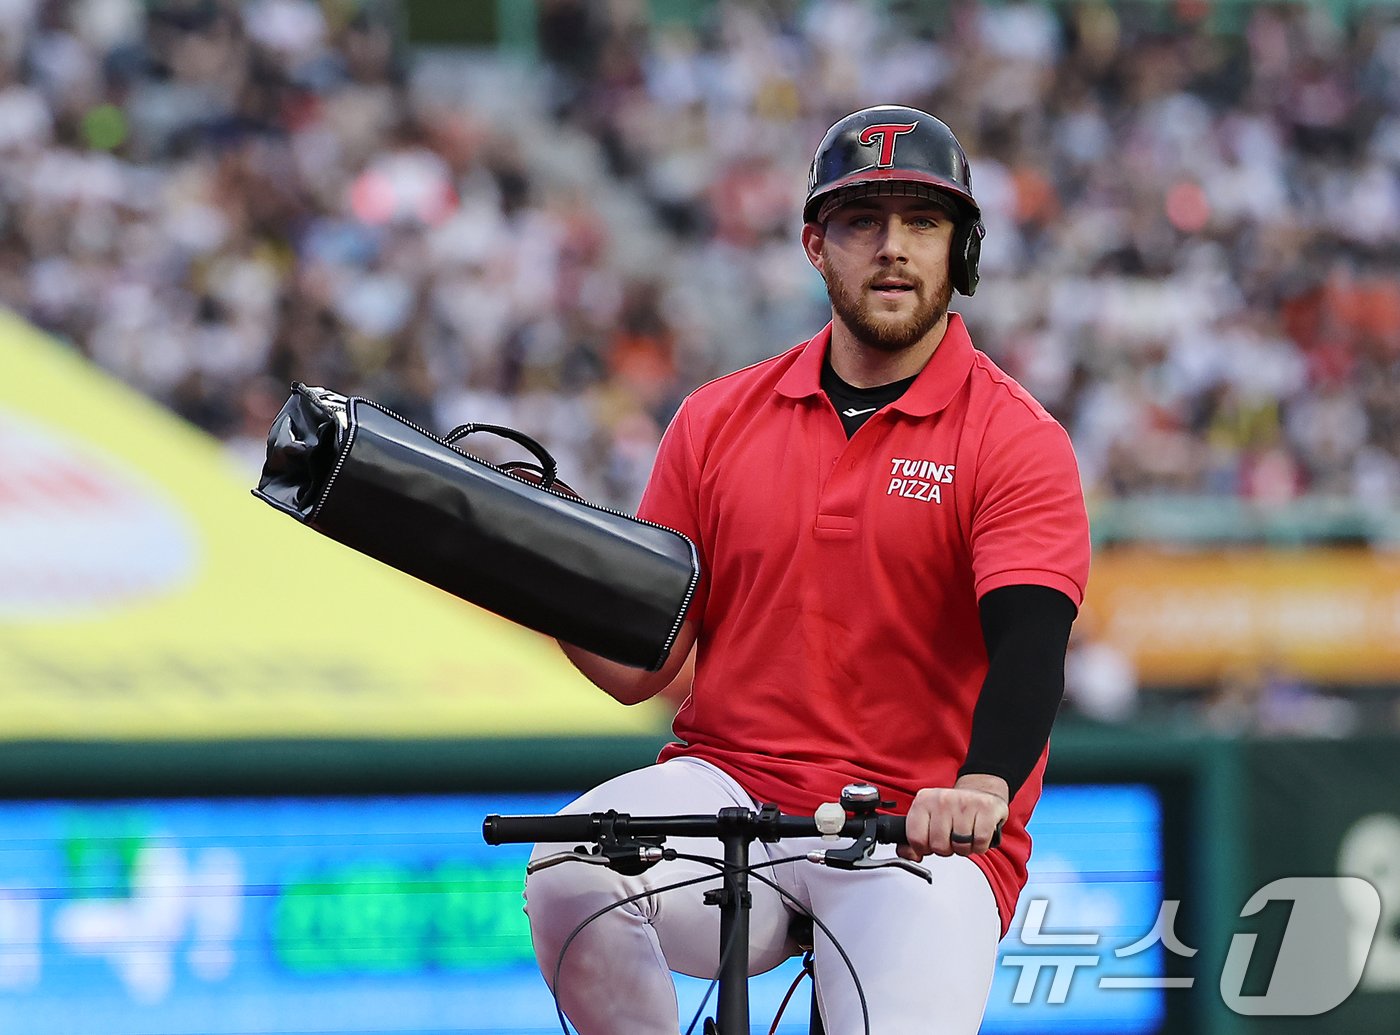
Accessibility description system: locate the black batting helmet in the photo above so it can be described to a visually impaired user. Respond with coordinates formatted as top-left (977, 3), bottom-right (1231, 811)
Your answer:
top-left (805, 105), bottom-right (986, 295)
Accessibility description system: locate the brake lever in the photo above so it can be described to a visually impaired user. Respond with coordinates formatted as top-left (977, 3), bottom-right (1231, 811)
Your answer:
top-left (804, 845), bottom-right (932, 883)
top-left (526, 848), bottom-right (606, 875)
top-left (526, 844), bottom-right (671, 876)
top-left (848, 855), bottom-right (933, 883)
top-left (806, 783), bottom-right (931, 882)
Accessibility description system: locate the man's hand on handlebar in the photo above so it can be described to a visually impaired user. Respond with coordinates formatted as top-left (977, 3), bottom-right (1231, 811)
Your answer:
top-left (897, 774), bottom-right (1009, 861)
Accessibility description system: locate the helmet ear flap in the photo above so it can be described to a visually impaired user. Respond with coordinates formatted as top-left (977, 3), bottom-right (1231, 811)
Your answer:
top-left (951, 218), bottom-right (985, 296)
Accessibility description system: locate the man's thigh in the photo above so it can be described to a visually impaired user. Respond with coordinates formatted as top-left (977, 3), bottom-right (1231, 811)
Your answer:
top-left (800, 849), bottom-right (1001, 1035)
top-left (525, 757), bottom-right (798, 977)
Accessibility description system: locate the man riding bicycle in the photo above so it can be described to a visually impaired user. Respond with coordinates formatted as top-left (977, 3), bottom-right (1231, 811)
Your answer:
top-left (528, 105), bottom-right (1091, 1035)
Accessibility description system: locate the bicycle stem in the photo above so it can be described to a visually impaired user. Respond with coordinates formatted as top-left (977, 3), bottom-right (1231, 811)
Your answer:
top-left (714, 811), bottom-right (755, 1034)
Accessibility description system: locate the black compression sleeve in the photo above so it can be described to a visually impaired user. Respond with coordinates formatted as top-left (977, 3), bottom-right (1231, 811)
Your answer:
top-left (958, 584), bottom-right (1078, 798)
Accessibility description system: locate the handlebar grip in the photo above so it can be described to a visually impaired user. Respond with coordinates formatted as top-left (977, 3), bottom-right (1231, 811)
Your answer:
top-left (873, 815), bottom-right (1000, 848)
top-left (877, 815), bottom-right (906, 844)
top-left (482, 813), bottom-right (597, 845)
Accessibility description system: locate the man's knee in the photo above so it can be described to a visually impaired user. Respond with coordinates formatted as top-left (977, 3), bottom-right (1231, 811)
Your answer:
top-left (527, 855), bottom-right (643, 925)
top-left (525, 857), bottom-right (653, 967)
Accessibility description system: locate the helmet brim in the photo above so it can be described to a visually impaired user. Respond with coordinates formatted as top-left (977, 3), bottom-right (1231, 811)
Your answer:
top-left (803, 169), bottom-right (981, 225)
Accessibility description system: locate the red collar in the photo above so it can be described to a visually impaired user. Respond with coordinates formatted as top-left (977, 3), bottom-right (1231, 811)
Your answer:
top-left (775, 313), bottom-right (975, 416)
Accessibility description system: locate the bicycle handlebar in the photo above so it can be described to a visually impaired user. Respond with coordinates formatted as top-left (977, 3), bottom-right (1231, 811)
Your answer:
top-left (482, 809), bottom-right (906, 846)
top-left (485, 793), bottom-right (953, 1035)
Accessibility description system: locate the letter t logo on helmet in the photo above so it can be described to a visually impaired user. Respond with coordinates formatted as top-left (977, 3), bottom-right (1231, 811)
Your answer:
top-left (858, 122), bottom-right (919, 168)
top-left (804, 104), bottom-right (987, 295)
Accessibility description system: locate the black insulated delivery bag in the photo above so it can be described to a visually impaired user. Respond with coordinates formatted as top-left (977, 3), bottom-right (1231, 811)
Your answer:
top-left (252, 383), bottom-right (699, 671)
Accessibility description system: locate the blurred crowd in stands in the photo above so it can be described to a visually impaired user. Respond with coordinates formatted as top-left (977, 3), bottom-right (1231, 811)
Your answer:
top-left (3, 0), bottom-right (1400, 517)
top-left (2, 0), bottom-right (1399, 731)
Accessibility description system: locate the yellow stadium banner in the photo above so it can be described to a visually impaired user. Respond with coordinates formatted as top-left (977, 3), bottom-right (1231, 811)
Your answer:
top-left (1084, 546), bottom-right (1400, 685)
top-left (0, 311), bottom-right (670, 739)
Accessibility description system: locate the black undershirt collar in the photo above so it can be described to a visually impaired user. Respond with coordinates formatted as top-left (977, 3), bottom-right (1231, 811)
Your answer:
top-left (820, 354), bottom-right (918, 438)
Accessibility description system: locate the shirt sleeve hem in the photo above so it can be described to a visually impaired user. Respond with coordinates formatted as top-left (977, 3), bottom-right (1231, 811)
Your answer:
top-left (975, 569), bottom-right (1084, 607)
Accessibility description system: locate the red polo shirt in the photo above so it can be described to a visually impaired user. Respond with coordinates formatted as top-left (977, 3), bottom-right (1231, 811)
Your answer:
top-left (637, 315), bottom-right (1091, 933)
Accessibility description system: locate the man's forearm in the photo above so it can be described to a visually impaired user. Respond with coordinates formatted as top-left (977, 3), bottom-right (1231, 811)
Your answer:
top-left (960, 585), bottom-right (1078, 796)
top-left (558, 619), bottom-right (697, 705)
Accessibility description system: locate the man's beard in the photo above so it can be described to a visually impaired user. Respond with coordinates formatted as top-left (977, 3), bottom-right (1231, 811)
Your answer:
top-left (823, 263), bottom-right (952, 354)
